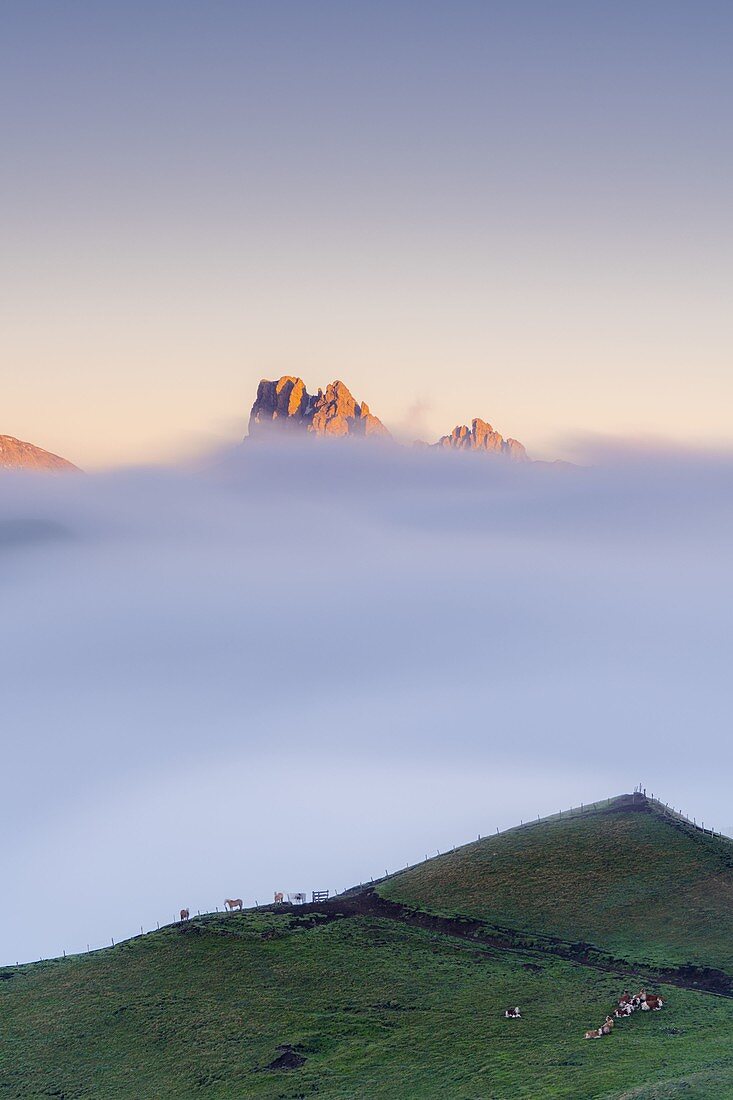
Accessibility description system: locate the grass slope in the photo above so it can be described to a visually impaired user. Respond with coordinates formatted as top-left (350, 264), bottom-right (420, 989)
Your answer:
top-left (3, 909), bottom-right (733, 1100)
top-left (4, 794), bottom-right (733, 1099)
top-left (378, 795), bottom-right (733, 973)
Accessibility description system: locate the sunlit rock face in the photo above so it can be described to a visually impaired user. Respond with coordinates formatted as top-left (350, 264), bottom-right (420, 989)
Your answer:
top-left (248, 377), bottom-right (310, 433)
top-left (248, 377), bottom-right (390, 439)
top-left (0, 435), bottom-right (78, 471)
top-left (434, 418), bottom-right (528, 461)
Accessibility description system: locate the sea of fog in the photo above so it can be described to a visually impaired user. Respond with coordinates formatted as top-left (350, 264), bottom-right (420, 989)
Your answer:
top-left (1, 439), bottom-right (731, 963)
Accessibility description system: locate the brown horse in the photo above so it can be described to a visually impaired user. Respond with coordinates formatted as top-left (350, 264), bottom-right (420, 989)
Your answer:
top-left (274, 892), bottom-right (284, 904)
top-left (224, 898), bottom-right (243, 911)
top-left (179, 908), bottom-right (189, 921)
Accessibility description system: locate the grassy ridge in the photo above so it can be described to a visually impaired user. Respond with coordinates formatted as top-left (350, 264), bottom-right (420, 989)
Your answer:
top-left (3, 909), bottom-right (733, 1099)
top-left (4, 795), bottom-right (733, 1098)
top-left (378, 796), bottom-right (733, 972)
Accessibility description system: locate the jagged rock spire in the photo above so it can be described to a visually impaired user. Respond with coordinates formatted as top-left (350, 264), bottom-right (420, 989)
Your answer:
top-left (248, 376), bottom-right (390, 439)
top-left (434, 418), bottom-right (528, 461)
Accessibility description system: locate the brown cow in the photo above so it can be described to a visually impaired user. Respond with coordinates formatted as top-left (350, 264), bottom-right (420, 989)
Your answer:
top-left (179, 908), bottom-right (189, 921)
top-left (585, 1015), bottom-right (614, 1039)
top-left (225, 898), bottom-right (243, 911)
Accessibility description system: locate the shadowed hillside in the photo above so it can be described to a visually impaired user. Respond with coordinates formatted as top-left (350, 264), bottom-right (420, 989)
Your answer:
top-left (379, 794), bottom-right (733, 973)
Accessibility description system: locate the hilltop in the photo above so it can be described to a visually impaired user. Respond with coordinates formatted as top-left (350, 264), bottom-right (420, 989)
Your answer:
top-left (0, 434), bottom-right (78, 471)
top-left (380, 793), bottom-right (733, 976)
top-left (3, 794), bottom-right (733, 1099)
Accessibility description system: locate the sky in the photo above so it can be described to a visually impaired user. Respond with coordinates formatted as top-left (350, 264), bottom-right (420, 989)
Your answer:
top-left (2, 441), bottom-right (732, 963)
top-left (3, 1), bottom-right (733, 467)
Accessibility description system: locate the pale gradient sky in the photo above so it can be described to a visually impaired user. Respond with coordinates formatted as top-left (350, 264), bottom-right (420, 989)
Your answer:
top-left (2, 1), bottom-right (732, 468)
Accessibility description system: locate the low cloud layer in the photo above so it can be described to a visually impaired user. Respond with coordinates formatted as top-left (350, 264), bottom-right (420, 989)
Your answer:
top-left (1, 440), bottom-right (731, 963)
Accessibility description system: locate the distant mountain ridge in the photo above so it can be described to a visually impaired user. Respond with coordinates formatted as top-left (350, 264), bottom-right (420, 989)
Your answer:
top-left (0, 435), bottom-right (78, 472)
top-left (248, 375), bottom-right (528, 459)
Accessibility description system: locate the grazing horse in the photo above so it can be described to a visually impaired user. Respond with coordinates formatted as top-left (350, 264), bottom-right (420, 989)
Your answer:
top-left (274, 892), bottom-right (284, 904)
top-left (225, 898), bottom-right (243, 911)
top-left (179, 908), bottom-right (189, 921)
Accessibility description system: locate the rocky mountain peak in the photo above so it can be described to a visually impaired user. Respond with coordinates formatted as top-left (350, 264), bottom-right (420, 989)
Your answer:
top-left (434, 418), bottom-right (528, 461)
top-left (248, 376), bottom-right (390, 439)
top-left (247, 375), bottom-right (529, 459)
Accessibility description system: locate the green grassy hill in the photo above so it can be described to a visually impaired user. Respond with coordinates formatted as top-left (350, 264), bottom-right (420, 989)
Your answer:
top-left (379, 793), bottom-right (733, 974)
top-left (3, 794), bottom-right (733, 1100)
